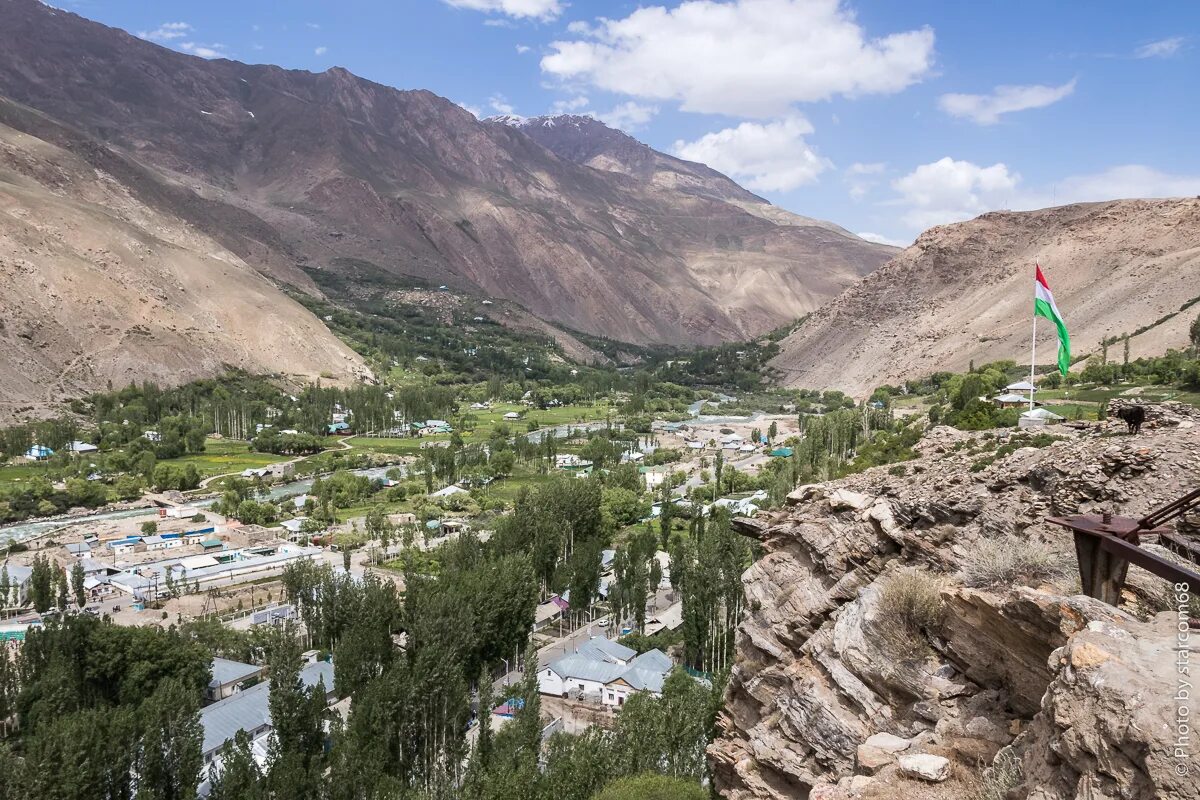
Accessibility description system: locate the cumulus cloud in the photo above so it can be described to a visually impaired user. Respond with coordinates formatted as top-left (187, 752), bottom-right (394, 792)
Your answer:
top-left (138, 22), bottom-right (192, 42)
top-left (489, 94), bottom-right (518, 115)
top-left (541, 0), bottom-right (935, 117)
top-left (457, 101), bottom-right (484, 118)
top-left (846, 161), bottom-right (885, 199)
top-left (1135, 36), bottom-right (1184, 58)
top-left (857, 231), bottom-right (909, 247)
top-left (315, 46), bottom-right (328, 56)
top-left (673, 116), bottom-right (832, 192)
top-left (550, 95), bottom-right (591, 113)
top-left (596, 102), bottom-right (658, 131)
top-left (443, 0), bottom-right (561, 21)
top-left (891, 157), bottom-right (1020, 230)
top-left (939, 79), bottom-right (1076, 125)
top-left (887, 158), bottom-right (1200, 235)
top-left (179, 42), bottom-right (229, 59)
top-left (516, 44), bottom-right (531, 54)
top-left (1053, 165), bottom-right (1200, 201)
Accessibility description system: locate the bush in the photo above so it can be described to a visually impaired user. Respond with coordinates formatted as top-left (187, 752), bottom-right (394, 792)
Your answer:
top-left (962, 536), bottom-right (1070, 589)
top-left (968, 747), bottom-right (1024, 800)
top-left (592, 774), bottom-right (707, 800)
top-left (876, 570), bottom-right (946, 658)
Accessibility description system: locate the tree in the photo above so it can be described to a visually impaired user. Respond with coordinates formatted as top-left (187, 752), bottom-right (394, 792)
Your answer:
top-left (70, 561), bottom-right (86, 608)
top-left (141, 520), bottom-right (159, 536)
top-left (29, 554), bottom-right (53, 612)
top-left (134, 677), bottom-right (203, 800)
top-left (593, 773), bottom-right (707, 800)
top-left (208, 731), bottom-right (263, 800)
top-left (1191, 312), bottom-right (1200, 354)
top-left (476, 665), bottom-right (494, 769)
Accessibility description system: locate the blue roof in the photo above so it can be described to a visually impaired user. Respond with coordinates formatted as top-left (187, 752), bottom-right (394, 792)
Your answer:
top-left (208, 658), bottom-right (262, 690)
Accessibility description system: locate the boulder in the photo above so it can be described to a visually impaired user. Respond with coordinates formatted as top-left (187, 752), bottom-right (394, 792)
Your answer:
top-left (897, 753), bottom-right (951, 782)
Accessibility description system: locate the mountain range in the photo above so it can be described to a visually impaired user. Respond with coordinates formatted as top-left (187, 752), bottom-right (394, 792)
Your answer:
top-left (0, 0), bottom-right (893, 350)
top-left (770, 198), bottom-right (1200, 394)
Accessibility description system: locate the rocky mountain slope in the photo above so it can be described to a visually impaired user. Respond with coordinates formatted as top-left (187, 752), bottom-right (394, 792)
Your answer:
top-left (0, 97), bottom-right (366, 422)
top-left (711, 406), bottom-right (1200, 799)
top-left (771, 199), bottom-right (1200, 395)
top-left (0, 0), bottom-right (894, 347)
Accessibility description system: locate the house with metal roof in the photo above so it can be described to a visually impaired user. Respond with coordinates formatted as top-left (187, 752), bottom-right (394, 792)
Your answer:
top-left (207, 658), bottom-right (265, 703)
top-left (200, 660), bottom-right (334, 765)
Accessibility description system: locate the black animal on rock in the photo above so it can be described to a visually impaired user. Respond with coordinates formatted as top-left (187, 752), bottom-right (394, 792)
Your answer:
top-left (1116, 405), bottom-right (1145, 434)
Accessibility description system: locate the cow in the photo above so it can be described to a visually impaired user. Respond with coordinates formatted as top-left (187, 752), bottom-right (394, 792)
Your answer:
top-left (1115, 405), bottom-right (1145, 434)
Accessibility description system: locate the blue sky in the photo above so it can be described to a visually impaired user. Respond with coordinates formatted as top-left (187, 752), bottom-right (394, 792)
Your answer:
top-left (68, 0), bottom-right (1199, 245)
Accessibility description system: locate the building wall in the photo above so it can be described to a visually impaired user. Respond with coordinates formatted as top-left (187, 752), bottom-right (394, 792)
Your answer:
top-left (537, 668), bottom-right (565, 697)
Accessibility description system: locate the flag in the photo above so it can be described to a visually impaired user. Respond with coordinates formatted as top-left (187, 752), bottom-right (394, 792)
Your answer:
top-left (1034, 264), bottom-right (1071, 375)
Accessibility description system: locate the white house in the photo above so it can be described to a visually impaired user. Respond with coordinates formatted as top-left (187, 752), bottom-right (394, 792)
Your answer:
top-left (207, 657), bottom-right (265, 703)
top-left (603, 649), bottom-right (673, 707)
top-left (68, 441), bottom-right (99, 454)
top-left (430, 484), bottom-right (468, 499)
top-left (503, 411), bottom-right (522, 420)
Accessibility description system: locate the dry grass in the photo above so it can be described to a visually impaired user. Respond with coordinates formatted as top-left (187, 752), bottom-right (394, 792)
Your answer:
top-left (967, 747), bottom-right (1024, 800)
top-left (876, 570), bottom-right (947, 658)
top-left (962, 536), bottom-right (1070, 589)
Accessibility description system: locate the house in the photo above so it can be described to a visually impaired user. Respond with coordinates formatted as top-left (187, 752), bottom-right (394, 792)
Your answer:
top-left (503, 411), bottom-right (522, 420)
top-left (199, 660), bottom-right (334, 769)
top-left (769, 447), bottom-right (794, 458)
top-left (686, 441), bottom-right (705, 451)
top-left (643, 601), bottom-right (683, 636)
top-left (538, 638), bottom-right (673, 706)
top-left (1019, 408), bottom-right (1066, 429)
top-left (0, 565), bottom-right (33, 606)
top-left (738, 444), bottom-right (756, 453)
top-left (993, 393), bottom-right (1033, 409)
top-left (469, 402), bottom-right (491, 411)
top-left (620, 451), bottom-right (645, 464)
top-left (68, 441), bottom-right (99, 454)
top-left (326, 422), bottom-right (351, 435)
top-left (24, 445), bottom-right (54, 460)
top-left (430, 484), bottom-right (468, 499)
top-left (603, 649), bottom-right (673, 707)
top-left (1005, 380), bottom-right (1037, 396)
top-left (207, 658), bottom-right (264, 703)
top-left (64, 542), bottom-right (91, 559)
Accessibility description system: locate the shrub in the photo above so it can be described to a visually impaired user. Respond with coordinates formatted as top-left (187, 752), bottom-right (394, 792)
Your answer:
top-left (963, 536), bottom-right (1070, 589)
top-left (876, 570), bottom-right (946, 658)
top-left (968, 747), bottom-right (1024, 800)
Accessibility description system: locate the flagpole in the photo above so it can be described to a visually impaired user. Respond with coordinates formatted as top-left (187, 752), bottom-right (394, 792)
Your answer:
top-left (1029, 264), bottom-right (1038, 415)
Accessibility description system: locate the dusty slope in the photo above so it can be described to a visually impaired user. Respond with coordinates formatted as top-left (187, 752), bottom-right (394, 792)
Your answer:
top-left (0, 0), bottom-right (894, 346)
top-left (771, 199), bottom-right (1200, 395)
top-left (0, 101), bottom-right (366, 422)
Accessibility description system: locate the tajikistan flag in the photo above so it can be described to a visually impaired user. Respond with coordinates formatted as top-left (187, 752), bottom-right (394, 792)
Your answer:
top-left (1034, 264), bottom-right (1071, 375)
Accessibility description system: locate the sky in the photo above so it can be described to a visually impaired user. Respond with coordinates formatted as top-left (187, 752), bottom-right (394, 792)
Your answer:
top-left (64, 0), bottom-right (1200, 245)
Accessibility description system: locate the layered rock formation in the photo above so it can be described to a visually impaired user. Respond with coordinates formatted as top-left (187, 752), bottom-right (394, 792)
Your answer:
top-left (711, 410), bottom-right (1200, 799)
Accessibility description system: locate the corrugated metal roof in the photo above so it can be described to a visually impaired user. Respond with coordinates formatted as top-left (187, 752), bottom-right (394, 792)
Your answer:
top-left (200, 661), bottom-right (333, 756)
top-left (209, 658), bottom-right (262, 689)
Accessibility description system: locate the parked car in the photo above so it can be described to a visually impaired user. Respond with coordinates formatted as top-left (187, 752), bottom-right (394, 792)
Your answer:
top-left (597, 617), bottom-right (610, 628)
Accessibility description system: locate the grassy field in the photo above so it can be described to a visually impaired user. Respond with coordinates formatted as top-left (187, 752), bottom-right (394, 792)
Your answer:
top-left (165, 438), bottom-right (291, 480)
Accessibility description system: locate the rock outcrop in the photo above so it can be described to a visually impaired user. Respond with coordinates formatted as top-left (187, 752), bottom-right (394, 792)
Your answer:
top-left (710, 414), bottom-right (1200, 799)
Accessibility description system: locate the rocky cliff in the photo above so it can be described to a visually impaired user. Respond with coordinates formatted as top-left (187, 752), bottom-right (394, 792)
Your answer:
top-left (770, 199), bottom-right (1200, 396)
top-left (710, 407), bottom-right (1200, 799)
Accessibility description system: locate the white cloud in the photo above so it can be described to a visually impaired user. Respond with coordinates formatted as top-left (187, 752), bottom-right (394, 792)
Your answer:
top-left (856, 231), bottom-right (909, 247)
top-left (306, 22), bottom-right (321, 30)
top-left (1135, 36), bottom-right (1184, 58)
top-left (516, 44), bottom-right (532, 54)
top-left (551, 95), bottom-right (591, 113)
top-left (846, 161), bottom-right (885, 199)
top-left (596, 102), bottom-right (658, 131)
top-left (489, 94), bottom-right (518, 115)
top-left (179, 42), bottom-right (229, 59)
top-left (938, 79), bottom-right (1076, 125)
top-left (138, 22), bottom-right (192, 42)
top-left (541, 0), bottom-right (935, 117)
top-left (1053, 165), bottom-right (1200, 202)
top-left (891, 157), bottom-right (1020, 230)
top-left (442, 0), bottom-right (562, 21)
top-left (887, 158), bottom-right (1200, 235)
top-left (457, 101), bottom-right (484, 118)
top-left (315, 46), bottom-right (328, 56)
top-left (673, 116), bottom-right (831, 192)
